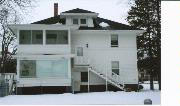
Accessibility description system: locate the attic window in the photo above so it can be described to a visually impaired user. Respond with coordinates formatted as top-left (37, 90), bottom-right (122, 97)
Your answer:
top-left (80, 19), bottom-right (87, 25)
top-left (73, 19), bottom-right (78, 25)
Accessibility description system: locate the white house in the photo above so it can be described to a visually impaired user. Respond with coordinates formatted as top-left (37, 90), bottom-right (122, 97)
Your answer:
top-left (9, 3), bottom-right (144, 94)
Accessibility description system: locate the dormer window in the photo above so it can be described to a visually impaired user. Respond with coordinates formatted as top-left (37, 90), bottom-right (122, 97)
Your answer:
top-left (73, 18), bottom-right (78, 25)
top-left (80, 19), bottom-right (87, 25)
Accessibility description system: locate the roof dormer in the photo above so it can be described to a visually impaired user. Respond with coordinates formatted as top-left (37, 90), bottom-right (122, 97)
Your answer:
top-left (60, 8), bottom-right (99, 27)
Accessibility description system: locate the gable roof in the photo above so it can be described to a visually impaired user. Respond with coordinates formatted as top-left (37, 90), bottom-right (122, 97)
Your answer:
top-left (62, 8), bottom-right (96, 13)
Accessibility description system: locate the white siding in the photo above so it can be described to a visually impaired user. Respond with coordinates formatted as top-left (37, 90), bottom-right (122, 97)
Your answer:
top-left (18, 45), bottom-right (70, 54)
top-left (71, 30), bottom-right (138, 85)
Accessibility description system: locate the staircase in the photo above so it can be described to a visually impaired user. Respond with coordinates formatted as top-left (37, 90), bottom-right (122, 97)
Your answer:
top-left (88, 66), bottom-right (124, 90)
top-left (74, 56), bottom-right (124, 90)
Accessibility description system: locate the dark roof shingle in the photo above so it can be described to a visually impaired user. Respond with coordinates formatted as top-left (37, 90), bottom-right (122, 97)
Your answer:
top-left (62, 8), bottom-right (96, 13)
top-left (32, 15), bottom-right (65, 24)
top-left (31, 8), bottom-right (141, 30)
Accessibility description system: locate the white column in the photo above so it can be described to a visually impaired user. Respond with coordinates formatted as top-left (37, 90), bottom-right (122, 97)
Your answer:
top-left (68, 28), bottom-right (71, 53)
top-left (88, 67), bottom-right (90, 92)
top-left (17, 29), bottom-right (19, 44)
top-left (106, 67), bottom-right (108, 91)
top-left (16, 59), bottom-right (20, 87)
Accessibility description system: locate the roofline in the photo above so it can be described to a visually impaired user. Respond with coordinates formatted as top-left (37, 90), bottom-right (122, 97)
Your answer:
top-left (8, 24), bottom-right (78, 30)
top-left (74, 30), bottom-right (145, 35)
top-left (60, 13), bottom-right (99, 18)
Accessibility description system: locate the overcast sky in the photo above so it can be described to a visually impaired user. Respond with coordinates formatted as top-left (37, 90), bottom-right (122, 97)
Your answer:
top-left (25, 0), bottom-right (132, 25)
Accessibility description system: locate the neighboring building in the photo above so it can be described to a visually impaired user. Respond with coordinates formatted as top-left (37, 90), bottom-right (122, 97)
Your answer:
top-left (9, 3), bottom-right (144, 94)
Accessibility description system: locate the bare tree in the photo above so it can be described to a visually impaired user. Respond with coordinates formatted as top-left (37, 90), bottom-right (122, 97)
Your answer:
top-left (0, 0), bottom-right (36, 83)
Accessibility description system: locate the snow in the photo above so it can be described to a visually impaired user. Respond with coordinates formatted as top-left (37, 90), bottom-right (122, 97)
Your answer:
top-left (99, 22), bottom-right (109, 27)
top-left (0, 83), bottom-right (160, 105)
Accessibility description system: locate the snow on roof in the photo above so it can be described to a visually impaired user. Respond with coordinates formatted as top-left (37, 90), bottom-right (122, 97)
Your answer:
top-left (99, 22), bottom-right (109, 27)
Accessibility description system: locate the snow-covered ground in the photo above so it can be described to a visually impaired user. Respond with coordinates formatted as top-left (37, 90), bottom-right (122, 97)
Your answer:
top-left (0, 83), bottom-right (160, 105)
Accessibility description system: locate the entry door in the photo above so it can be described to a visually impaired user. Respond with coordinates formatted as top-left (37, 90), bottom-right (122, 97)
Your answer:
top-left (75, 47), bottom-right (84, 65)
top-left (76, 47), bottom-right (83, 57)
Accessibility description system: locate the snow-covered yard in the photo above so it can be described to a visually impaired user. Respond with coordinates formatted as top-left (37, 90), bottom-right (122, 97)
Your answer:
top-left (0, 83), bottom-right (160, 105)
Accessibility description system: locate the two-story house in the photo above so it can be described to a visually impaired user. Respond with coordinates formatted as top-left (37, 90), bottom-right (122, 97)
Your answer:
top-left (9, 3), bottom-right (144, 94)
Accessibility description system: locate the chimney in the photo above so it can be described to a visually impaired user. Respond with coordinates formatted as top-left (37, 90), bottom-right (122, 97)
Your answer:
top-left (54, 3), bottom-right (58, 17)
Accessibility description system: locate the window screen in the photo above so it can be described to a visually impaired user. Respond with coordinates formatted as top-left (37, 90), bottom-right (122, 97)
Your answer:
top-left (32, 30), bottom-right (43, 44)
top-left (19, 30), bottom-right (31, 44)
top-left (46, 30), bottom-right (68, 44)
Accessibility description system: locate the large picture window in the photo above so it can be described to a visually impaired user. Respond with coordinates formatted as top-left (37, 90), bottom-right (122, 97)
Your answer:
top-left (19, 30), bottom-right (43, 44)
top-left (111, 61), bottom-right (119, 75)
top-left (19, 60), bottom-right (68, 78)
top-left (46, 30), bottom-right (68, 44)
top-left (36, 60), bottom-right (68, 78)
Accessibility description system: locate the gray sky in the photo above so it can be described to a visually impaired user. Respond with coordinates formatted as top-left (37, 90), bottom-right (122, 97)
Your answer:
top-left (25, 0), bottom-right (132, 25)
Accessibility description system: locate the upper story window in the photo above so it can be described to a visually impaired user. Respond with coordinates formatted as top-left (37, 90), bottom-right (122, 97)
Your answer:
top-left (80, 19), bottom-right (87, 25)
top-left (46, 30), bottom-right (68, 44)
top-left (19, 30), bottom-right (43, 44)
top-left (73, 18), bottom-right (78, 25)
top-left (111, 34), bottom-right (118, 47)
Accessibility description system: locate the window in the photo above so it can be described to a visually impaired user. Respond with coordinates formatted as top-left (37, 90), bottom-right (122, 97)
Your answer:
top-left (80, 19), bottom-right (87, 25)
top-left (36, 60), bottom-right (68, 78)
top-left (77, 47), bottom-right (83, 56)
top-left (73, 19), bottom-right (78, 25)
top-left (19, 30), bottom-right (31, 44)
top-left (111, 34), bottom-right (118, 47)
top-left (46, 30), bottom-right (68, 44)
top-left (19, 30), bottom-right (43, 44)
top-left (111, 61), bottom-right (119, 75)
top-left (81, 72), bottom-right (88, 82)
top-left (20, 60), bottom-right (36, 78)
top-left (32, 30), bottom-right (43, 44)
top-left (20, 60), bottom-right (68, 78)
